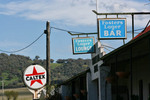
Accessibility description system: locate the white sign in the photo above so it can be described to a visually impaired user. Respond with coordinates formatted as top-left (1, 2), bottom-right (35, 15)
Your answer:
top-left (23, 65), bottom-right (47, 90)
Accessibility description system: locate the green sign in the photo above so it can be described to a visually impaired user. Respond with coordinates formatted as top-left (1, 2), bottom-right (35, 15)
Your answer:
top-left (72, 37), bottom-right (95, 54)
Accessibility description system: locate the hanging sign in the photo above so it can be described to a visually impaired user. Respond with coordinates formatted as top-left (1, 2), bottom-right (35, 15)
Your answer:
top-left (98, 18), bottom-right (127, 39)
top-left (72, 37), bottom-right (95, 54)
top-left (23, 65), bottom-right (47, 90)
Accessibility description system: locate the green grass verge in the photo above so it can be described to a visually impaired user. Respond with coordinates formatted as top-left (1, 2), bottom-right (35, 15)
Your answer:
top-left (50, 63), bottom-right (62, 69)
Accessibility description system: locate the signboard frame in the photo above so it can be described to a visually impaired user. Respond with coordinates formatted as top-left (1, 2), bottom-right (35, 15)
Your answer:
top-left (23, 65), bottom-right (47, 90)
top-left (72, 37), bottom-right (95, 54)
top-left (98, 18), bottom-right (127, 40)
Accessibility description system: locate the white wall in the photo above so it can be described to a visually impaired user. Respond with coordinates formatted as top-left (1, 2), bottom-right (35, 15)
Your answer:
top-left (90, 41), bottom-right (104, 81)
top-left (89, 41), bottom-right (112, 100)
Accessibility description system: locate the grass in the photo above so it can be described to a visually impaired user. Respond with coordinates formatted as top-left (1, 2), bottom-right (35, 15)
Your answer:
top-left (0, 87), bottom-right (32, 100)
top-left (50, 63), bottom-right (62, 69)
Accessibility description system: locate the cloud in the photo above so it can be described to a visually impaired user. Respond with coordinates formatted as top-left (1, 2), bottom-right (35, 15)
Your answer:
top-left (0, 41), bottom-right (24, 48)
top-left (0, 0), bottom-right (149, 26)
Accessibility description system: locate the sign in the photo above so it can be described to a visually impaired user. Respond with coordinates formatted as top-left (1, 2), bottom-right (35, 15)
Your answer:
top-left (23, 65), bottom-right (47, 90)
top-left (98, 18), bottom-right (127, 39)
top-left (72, 37), bottom-right (95, 54)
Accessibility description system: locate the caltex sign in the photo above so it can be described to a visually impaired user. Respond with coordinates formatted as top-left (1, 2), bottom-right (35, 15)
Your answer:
top-left (23, 65), bottom-right (47, 90)
top-left (98, 18), bottom-right (127, 39)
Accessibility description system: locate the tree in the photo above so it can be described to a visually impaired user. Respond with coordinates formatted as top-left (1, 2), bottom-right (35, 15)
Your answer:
top-left (34, 55), bottom-right (40, 60)
top-left (50, 59), bottom-right (54, 63)
top-left (56, 59), bottom-right (65, 63)
top-left (0, 53), bottom-right (90, 88)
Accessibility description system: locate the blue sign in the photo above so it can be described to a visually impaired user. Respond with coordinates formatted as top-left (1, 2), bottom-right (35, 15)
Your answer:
top-left (72, 37), bottom-right (95, 54)
top-left (99, 18), bottom-right (127, 39)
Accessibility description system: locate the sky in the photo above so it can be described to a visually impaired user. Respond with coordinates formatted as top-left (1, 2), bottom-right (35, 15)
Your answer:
top-left (0, 0), bottom-right (150, 61)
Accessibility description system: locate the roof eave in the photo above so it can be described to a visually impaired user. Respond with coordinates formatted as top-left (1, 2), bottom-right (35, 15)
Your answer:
top-left (101, 30), bottom-right (150, 60)
top-left (57, 68), bottom-right (90, 86)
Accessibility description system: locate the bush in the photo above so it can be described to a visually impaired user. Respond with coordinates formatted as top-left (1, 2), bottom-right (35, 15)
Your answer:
top-left (4, 91), bottom-right (12, 100)
top-left (4, 91), bottom-right (18, 100)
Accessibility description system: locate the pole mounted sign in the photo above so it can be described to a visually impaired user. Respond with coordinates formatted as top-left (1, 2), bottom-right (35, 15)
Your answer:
top-left (72, 37), bottom-right (95, 54)
top-left (23, 65), bottom-right (47, 90)
top-left (98, 18), bottom-right (127, 39)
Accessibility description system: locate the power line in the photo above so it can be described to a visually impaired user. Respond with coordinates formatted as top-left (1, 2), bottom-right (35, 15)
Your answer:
top-left (50, 26), bottom-right (144, 51)
top-left (0, 33), bottom-right (44, 53)
top-left (0, 26), bottom-right (144, 54)
top-left (102, 44), bottom-right (115, 49)
top-left (51, 26), bottom-right (144, 34)
top-left (51, 26), bottom-right (92, 34)
top-left (102, 46), bottom-right (111, 51)
top-left (127, 28), bottom-right (144, 33)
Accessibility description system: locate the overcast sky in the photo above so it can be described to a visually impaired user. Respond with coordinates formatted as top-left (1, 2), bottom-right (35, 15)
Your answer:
top-left (0, 0), bottom-right (150, 61)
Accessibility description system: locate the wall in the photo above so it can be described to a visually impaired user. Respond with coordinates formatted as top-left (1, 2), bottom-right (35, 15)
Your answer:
top-left (132, 54), bottom-right (150, 100)
top-left (87, 72), bottom-right (99, 100)
top-left (89, 41), bottom-right (112, 100)
top-left (99, 66), bottom-right (112, 100)
top-left (59, 85), bottom-right (72, 100)
top-left (91, 41), bottom-right (104, 81)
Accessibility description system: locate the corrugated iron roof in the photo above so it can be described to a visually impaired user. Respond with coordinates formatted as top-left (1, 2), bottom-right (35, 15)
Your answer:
top-left (132, 25), bottom-right (150, 40)
top-left (58, 68), bottom-right (90, 86)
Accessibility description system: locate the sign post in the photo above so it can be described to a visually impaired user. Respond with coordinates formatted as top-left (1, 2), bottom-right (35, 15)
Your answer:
top-left (98, 18), bottom-right (127, 39)
top-left (72, 37), bottom-right (95, 54)
top-left (23, 65), bottom-right (47, 100)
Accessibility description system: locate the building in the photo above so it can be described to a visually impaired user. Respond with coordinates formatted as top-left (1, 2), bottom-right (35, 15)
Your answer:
top-left (58, 69), bottom-right (89, 100)
top-left (99, 25), bottom-right (150, 100)
top-left (58, 25), bottom-right (150, 100)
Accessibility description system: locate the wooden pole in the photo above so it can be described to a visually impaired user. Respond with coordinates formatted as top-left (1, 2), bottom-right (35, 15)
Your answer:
top-left (130, 47), bottom-right (133, 99)
top-left (132, 14), bottom-right (134, 39)
top-left (44, 21), bottom-right (51, 98)
top-left (2, 80), bottom-right (4, 100)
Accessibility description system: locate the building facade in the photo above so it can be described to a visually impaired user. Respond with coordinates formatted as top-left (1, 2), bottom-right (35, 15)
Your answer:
top-left (59, 26), bottom-right (150, 100)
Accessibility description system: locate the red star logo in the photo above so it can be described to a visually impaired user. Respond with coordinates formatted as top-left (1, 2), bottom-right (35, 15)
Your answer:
top-left (25, 66), bottom-right (45, 86)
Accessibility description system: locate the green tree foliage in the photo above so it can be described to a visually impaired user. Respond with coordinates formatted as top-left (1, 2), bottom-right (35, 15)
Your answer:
top-left (0, 53), bottom-right (90, 88)
top-left (34, 55), bottom-right (40, 60)
top-left (50, 59), bottom-right (54, 63)
top-left (52, 58), bottom-right (90, 81)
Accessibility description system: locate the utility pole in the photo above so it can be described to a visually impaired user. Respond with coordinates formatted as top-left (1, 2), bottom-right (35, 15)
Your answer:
top-left (1, 80), bottom-right (4, 100)
top-left (96, 0), bottom-right (99, 40)
top-left (44, 21), bottom-right (51, 98)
